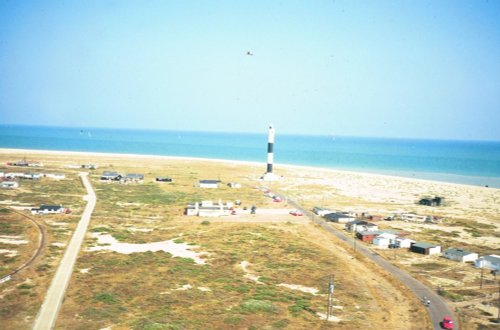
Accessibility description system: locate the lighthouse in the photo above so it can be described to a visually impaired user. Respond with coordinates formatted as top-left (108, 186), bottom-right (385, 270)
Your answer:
top-left (262, 125), bottom-right (279, 181)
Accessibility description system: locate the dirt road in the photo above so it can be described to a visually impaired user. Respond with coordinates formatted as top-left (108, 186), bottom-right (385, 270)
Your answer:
top-left (32, 172), bottom-right (96, 330)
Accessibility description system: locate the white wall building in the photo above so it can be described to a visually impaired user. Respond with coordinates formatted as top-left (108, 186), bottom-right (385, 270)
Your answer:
top-left (443, 248), bottom-right (479, 263)
top-left (475, 255), bottom-right (500, 271)
top-left (186, 201), bottom-right (233, 217)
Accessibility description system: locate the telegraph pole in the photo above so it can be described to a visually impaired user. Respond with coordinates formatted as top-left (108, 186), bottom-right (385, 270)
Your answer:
top-left (497, 283), bottom-right (500, 323)
top-left (480, 266), bottom-right (484, 289)
top-left (326, 274), bottom-right (335, 321)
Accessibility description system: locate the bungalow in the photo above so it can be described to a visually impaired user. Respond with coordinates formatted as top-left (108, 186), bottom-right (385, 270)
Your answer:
top-left (185, 201), bottom-right (233, 217)
top-left (101, 171), bottom-right (121, 181)
top-left (394, 237), bottom-right (415, 248)
top-left (31, 205), bottom-right (67, 215)
top-left (1, 181), bottom-right (19, 189)
top-left (443, 248), bottom-right (478, 263)
top-left (373, 232), bottom-right (398, 248)
top-left (345, 220), bottom-right (378, 233)
top-left (410, 242), bottom-right (441, 255)
top-left (156, 177), bottom-right (173, 182)
top-left (324, 212), bottom-right (356, 223)
top-left (399, 213), bottom-right (430, 223)
top-left (22, 173), bottom-right (43, 180)
top-left (198, 180), bottom-right (220, 189)
top-left (475, 255), bottom-right (500, 271)
top-left (123, 173), bottom-right (144, 183)
top-left (313, 207), bottom-right (333, 216)
top-left (45, 173), bottom-right (66, 180)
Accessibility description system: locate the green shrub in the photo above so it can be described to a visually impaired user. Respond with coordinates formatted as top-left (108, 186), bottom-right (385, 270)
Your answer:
top-left (240, 299), bottom-right (277, 314)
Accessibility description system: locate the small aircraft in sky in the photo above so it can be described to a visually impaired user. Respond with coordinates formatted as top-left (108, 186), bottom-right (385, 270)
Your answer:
top-left (246, 51), bottom-right (253, 56)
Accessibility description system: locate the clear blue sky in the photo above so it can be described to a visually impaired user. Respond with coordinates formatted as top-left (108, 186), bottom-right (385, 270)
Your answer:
top-left (1, 1), bottom-right (499, 140)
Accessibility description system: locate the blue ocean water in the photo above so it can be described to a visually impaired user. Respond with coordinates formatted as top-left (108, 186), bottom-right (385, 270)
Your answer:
top-left (1, 125), bottom-right (499, 187)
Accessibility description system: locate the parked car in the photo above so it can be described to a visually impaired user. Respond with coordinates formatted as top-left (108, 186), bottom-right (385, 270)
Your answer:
top-left (441, 316), bottom-right (454, 329)
top-left (289, 210), bottom-right (303, 216)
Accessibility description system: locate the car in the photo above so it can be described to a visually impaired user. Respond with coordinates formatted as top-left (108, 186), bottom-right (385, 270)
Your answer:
top-left (442, 316), bottom-right (453, 329)
top-left (273, 197), bottom-right (282, 202)
top-left (289, 210), bottom-right (303, 216)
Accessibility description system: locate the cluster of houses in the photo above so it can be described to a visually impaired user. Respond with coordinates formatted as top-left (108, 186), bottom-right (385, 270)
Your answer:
top-left (315, 207), bottom-right (500, 273)
top-left (0, 171), bottom-right (66, 189)
top-left (6, 160), bottom-right (43, 167)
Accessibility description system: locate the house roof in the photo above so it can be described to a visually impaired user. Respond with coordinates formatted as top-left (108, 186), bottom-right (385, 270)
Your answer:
top-left (482, 255), bottom-right (500, 263)
top-left (38, 205), bottom-right (62, 210)
top-left (444, 248), bottom-right (476, 257)
top-left (126, 173), bottom-right (144, 179)
top-left (199, 180), bottom-right (220, 184)
top-left (325, 212), bottom-right (355, 219)
top-left (346, 220), bottom-right (369, 225)
top-left (412, 242), bottom-right (440, 249)
top-left (358, 230), bottom-right (381, 236)
top-left (102, 171), bottom-right (119, 176)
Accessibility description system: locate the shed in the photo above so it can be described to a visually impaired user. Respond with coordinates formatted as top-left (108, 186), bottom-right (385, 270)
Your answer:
top-left (410, 242), bottom-right (441, 255)
top-left (443, 248), bottom-right (478, 263)
top-left (156, 177), bottom-right (173, 182)
top-left (356, 231), bottom-right (380, 243)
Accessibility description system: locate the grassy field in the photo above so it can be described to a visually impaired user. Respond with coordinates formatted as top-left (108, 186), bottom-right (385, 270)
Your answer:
top-left (10, 150), bottom-right (494, 328)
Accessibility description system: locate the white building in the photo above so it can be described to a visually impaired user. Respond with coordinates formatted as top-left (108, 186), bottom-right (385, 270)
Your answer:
top-left (45, 173), bottom-right (66, 180)
top-left (475, 255), bottom-right (500, 271)
top-left (185, 201), bottom-right (233, 217)
top-left (399, 213), bottom-right (430, 222)
top-left (31, 205), bottom-right (66, 215)
top-left (395, 237), bottom-right (415, 248)
top-left (313, 207), bottom-right (333, 216)
top-left (443, 248), bottom-right (478, 263)
top-left (373, 233), bottom-right (398, 248)
top-left (198, 180), bottom-right (220, 189)
top-left (227, 182), bottom-right (241, 188)
top-left (1, 181), bottom-right (19, 189)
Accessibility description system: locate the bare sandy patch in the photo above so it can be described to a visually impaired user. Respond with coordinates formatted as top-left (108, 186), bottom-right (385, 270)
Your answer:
top-left (88, 233), bottom-right (208, 264)
top-left (277, 283), bottom-right (319, 295)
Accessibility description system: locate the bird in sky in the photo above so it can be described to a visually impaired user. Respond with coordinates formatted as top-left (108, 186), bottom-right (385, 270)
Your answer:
top-left (246, 51), bottom-right (253, 56)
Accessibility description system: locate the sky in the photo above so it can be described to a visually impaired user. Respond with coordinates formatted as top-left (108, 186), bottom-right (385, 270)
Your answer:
top-left (0, 1), bottom-right (499, 141)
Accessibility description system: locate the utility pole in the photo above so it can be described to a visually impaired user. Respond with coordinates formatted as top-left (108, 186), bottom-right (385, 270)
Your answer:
top-left (326, 274), bottom-right (335, 321)
top-left (480, 266), bottom-right (484, 289)
top-left (497, 282), bottom-right (500, 324)
top-left (353, 232), bottom-right (357, 252)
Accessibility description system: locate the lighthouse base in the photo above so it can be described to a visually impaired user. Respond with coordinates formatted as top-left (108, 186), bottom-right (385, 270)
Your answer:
top-left (261, 172), bottom-right (280, 181)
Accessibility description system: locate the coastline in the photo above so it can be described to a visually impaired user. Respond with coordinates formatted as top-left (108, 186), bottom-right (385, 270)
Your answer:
top-left (1, 147), bottom-right (498, 190)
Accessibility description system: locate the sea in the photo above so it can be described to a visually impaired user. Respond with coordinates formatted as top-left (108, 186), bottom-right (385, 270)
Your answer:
top-left (1, 125), bottom-right (500, 188)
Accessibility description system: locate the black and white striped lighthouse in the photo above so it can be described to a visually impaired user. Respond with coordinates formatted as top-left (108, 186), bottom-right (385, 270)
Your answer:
top-left (262, 125), bottom-right (279, 181)
top-left (266, 125), bottom-right (275, 174)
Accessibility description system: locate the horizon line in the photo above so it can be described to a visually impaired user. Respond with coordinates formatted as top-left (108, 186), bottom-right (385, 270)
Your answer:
top-left (1, 123), bottom-right (499, 143)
